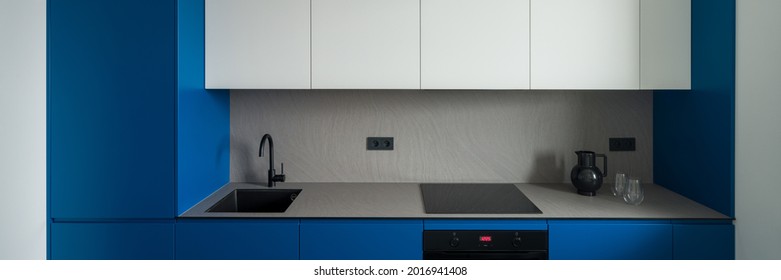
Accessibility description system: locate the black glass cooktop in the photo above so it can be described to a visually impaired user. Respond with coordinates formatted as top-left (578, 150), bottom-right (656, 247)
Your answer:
top-left (420, 184), bottom-right (542, 214)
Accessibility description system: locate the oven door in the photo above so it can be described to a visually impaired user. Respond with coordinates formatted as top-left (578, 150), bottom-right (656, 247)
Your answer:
top-left (424, 250), bottom-right (548, 260)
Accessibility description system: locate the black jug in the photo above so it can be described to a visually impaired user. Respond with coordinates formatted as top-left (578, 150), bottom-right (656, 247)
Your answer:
top-left (570, 151), bottom-right (608, 196)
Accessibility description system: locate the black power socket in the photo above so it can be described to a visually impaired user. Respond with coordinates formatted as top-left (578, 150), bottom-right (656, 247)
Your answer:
top-left (609, 137), bottom-right (636, 151)
top-left (367, 137), bottom-right (394, 151)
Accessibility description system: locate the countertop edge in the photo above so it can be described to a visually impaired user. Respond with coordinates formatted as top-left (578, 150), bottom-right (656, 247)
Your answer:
top-left (179, 182), bottom-right (732, 220)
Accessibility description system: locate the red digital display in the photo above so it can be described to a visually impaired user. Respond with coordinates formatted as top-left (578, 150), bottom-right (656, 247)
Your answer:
top-left (479, 236), bottom-right (492, 242)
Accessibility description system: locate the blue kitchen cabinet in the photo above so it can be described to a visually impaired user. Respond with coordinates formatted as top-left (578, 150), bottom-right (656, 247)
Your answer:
top-left (50, 222), bottom-right (174, 260)
top-left (673, 221), bottom-right (734, 260)
top-left (175, 220), bottom-right (299, 260)
top-left (300, 219), bottom-right (423, 260)
top-left (48, 0), bottom-right (177, 219)
top-left (46, 0), bottom-right (225, 260)
top-left (548, 220), bottom-right (673, 260)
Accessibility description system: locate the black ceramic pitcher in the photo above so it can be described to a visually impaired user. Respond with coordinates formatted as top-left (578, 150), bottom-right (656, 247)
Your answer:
top-left (570, 151), bottom-right (608, 196)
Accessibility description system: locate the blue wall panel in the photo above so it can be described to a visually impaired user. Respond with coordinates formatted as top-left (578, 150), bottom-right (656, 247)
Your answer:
top-left (176, 219), bottom-right (299, 260)
top-left (654, 0), bottom-right (736, 217)
top-left (51, 222), bottom-right (174, 260)
top-left (177, 0), bottom-right (230, 215)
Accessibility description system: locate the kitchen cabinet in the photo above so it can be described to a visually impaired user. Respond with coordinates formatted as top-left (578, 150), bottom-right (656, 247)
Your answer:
top-left (312, 0), bottom-right (420, 89)
top-left (205, 0), bottom-right (311, 89)
top-left (175, 219), bottom-right (299, 260)
top-left (202, 0), bottom-right (689, 90)
top-left (300, 219), bottom-right (423, 260)
top-left (49, 0), bottom-right (176, 220)
top-left (531, 0), bottom-right (640, 89)
top-left (50, 222), bottom-right (174, 260)
top-left (548, 220), bottom-right (673, 260)
top-left (640, 0), bottom-right (691, 89)
top-left (530, 0), bottom-right (691, 90)
top-left (421, 0), bottom-right (530, 89)
top-left (48, 0), bottom-right (230, 260)
top-left (673, 221), bottom-right (734, 260)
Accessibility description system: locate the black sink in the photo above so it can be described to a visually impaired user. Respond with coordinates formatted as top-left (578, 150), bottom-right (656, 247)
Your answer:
top-left (207, 189), bottom-right (301, 213)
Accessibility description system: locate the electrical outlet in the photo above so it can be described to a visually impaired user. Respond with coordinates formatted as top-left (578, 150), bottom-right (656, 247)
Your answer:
top-left (609, 137), bottom-right (636, 151)
top-left (367, 137), bottom-right (394, 151)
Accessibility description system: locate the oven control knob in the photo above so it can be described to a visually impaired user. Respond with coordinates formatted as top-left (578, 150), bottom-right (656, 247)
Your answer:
top-left (449, 237), bottom-right (460, 247)
top-left (512, 237), bottom-right (522, 248)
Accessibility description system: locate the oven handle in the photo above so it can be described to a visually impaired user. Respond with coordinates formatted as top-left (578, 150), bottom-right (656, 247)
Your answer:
top-left (423, 251), bottom-right (548, 260)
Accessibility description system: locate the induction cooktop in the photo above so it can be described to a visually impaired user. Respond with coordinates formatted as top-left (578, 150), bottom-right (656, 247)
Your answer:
top-left (420, 184), bottom-right (542, 214)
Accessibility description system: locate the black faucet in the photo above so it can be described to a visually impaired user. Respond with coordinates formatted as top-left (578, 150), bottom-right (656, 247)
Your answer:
top-left (259, 134), bottom-right (285, 187)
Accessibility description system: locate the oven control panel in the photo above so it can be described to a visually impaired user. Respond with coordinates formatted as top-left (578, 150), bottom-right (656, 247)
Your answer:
top-left (423, 230), bottom-right (548, 251)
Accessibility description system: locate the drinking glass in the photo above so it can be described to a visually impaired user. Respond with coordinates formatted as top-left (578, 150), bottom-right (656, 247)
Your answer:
top-left (612, 173), bottom-right (627, 197)
top-left (623, 178), bottom-right (644, 205)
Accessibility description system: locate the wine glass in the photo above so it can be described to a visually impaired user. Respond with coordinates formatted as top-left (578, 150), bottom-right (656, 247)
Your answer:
top-left (623, 178), bottom-right (644, 205)
top-left (612, 173), bottom-right (627, 197)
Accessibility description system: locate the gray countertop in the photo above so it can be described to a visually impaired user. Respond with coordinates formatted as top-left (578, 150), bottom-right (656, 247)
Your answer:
top-left (180, 182), bottom-right (730, 219)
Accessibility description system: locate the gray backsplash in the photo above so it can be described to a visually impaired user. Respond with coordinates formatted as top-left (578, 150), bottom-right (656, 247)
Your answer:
top-left (231, 90), bottom-right (653, 184)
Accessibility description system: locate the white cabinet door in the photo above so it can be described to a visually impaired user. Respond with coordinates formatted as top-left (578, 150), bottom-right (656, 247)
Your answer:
top-left (640, 0), bottom-right (690, 90)
top-left (205, 0), bottom-right (310, 89)
top-left (421, 0), bottom-right (530, 89)
top-left (312, 0), bottom-right (420, 89)
top-left (531, 0), bottom-right (640, 89)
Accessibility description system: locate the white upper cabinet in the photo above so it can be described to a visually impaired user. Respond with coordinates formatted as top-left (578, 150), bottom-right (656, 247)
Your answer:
top-left (205, 0), bottom-right (310, 89)
top-left (311, 0), bottom-right (420, 89)
top-left (531, 0), bottom-right (640, 90)
top-left (205, 0), bottom-right (689, 90)
top-left (640, 0), bottom-right (691, 90)
top-left (421, 0), bottom-right (530, 89)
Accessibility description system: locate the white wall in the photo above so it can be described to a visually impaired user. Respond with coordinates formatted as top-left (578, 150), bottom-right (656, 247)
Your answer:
top-left (735, 0), bottom-right (781, 260)
top-left (0, 0), bottom-right (47, 259)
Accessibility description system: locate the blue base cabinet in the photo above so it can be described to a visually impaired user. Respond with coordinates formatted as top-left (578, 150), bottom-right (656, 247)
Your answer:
top-left (175, 220), bottom-right (299, 260)
top-left (300, 219), bottom-right (423, 260)
top-left (673, 222), bottom-right (734, 260)
top-left (549, 220), bottom-right (673, 260)
top-left (50, 222), bottom-right (174, 260)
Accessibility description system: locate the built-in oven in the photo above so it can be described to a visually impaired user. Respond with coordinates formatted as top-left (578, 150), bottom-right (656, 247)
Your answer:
top-left (423, 230), bottom-right (548, 260)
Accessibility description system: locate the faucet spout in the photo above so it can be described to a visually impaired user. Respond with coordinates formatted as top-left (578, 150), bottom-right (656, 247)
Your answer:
top-left (259, 134), bottom-right (285, 187)
top-left (260, 134), bottom-right (274, 170)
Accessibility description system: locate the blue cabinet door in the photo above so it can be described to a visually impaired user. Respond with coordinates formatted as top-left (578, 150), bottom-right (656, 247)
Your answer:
top-left (673, 222), bottom-right (734, 260)
top-left (48, 0), bottom-right (176, 219)
top-left (50, 222), bottom-right (174, 260)
top-left (549, 220), bottom-right (672, 260)
top-left (176, 219), bottom-right (299, 260)
top-left (300, 219), bottom-right (423, 260)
